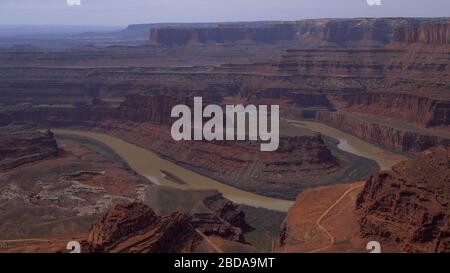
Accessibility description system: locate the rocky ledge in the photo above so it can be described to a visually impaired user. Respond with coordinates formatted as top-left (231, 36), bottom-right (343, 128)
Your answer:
top-left (0, 126), bottom-right (59, 172)
top-left (83, 203), bottom-right (202, 253)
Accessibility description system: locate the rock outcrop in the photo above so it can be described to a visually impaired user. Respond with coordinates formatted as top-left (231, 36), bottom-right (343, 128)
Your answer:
top-left (84, 203), bottom-right (203, 253)
top-left (356, 147), bottom-right (450, 253)
top-left (0, 126), bottom-right (59, 171)
top-left (202, 193), bottom-right (254, 236)
top-left (0, 137), bottom-right (148, 241)
top-left (83, 200), bottom-right (254, 253)
top-left (149, 18), bottom-right (450, 47)
top-left (116, 93), bottom-right (194, 124)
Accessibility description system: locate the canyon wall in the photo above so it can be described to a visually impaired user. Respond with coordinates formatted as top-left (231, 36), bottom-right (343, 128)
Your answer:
top-left (1, 50), bottom-right (446, 117)
top-left (317, 111), bottom-right (450, 153)
top-left (356, 147), bottom-right (450, 253)
top-left (1, 19), bottom-right (449, 114)
top-left (330, 92), bottom-right (450, 127)
top-left (0, 126), bottom-right (59, 172)
top-left (0, 94), bottom-right (194, 126)
top-left (149, 24), bottom-right (297, 46)
top-left (274, 46), bottom-right (449, 98)
top-left (394, 21), bottom-right (450, 45)
top-left (83, 201), bottom-right (253, 253)
top-left (149, 18), bottom-right (450, 47)
top-left (84, 203), bottom-right (204, 253)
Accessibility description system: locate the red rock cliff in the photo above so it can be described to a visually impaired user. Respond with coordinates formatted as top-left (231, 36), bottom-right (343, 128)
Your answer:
top-left (317, 111), bottom-right (450, 153)
top-left (332, 92), bottom-right (450, 127)
top-left (149, 24), bottom-right (297, 46)
top-left (83, 201), bottom-right (253, 253)
top-left (356, 147), bottom-right (450, 253)
top-left (0, 126), bottom-right (59, 171)
top-left (394, 21), bottom-right (450, 45)
top-left (84, 203), bottom-right (203, 253)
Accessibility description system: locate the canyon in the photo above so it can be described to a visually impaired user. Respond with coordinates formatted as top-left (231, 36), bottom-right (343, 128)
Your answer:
top-left (0, 17), bottom-right (449, 253)
top-left (1, 19), bottom-right (449, 157)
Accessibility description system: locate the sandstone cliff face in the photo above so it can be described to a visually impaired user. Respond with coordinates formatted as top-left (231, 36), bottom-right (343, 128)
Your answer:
top-left (317, 111), bottom-right (450, 153)
top-left (84, 203), bottom-right (203, 253)
top-left (83, 201), bottom-right (252, 253)
top-left (1, 21), bottom-right (449, 117)
top-left (331, 92), bottom-right (450, 127)
top-left (211, 40), bottom-right (450, 123)
top-left (117, 93), bottom-right (193, 124)
top-left (0, 94), bottom-right (194, 127)
top-left (275, 47), bottom-right (449, 96)
top-left (0, 126), bottom-right (59, 171)
top-left (149, 18), bottom-right (450, 47)
top-left (149, 24), bottom-right (297, 46)
top-left (322, 19), bottom-right (393, 44)
top-left (394, 21), bottom-right (450, 45)
top-left (319, 18), bottom-right (448, 45)
top-left (356, 147), bottom-right (450, 253)
top-left (188, 192), bottom-right (254, 244)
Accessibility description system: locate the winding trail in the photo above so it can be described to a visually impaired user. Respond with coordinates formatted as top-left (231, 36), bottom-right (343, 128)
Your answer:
top-left (308, 184), bottom-right (365, 253)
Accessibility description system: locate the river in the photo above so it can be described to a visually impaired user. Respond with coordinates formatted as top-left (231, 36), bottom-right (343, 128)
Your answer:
top-left (53, 121), bottom-right (407, 213)
top-left (53, 129), bottom-right (295, 212)
top-left (285, 119), bottom-right (408, 170)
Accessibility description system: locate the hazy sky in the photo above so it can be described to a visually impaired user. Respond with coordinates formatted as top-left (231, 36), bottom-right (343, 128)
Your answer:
top-left (0, 0), bottom-right (449, 26)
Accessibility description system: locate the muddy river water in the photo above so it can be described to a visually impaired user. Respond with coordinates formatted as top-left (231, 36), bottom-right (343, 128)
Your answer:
top-left (285, 120), bottom-right (408, 170)
top-left (54, 122), bottom-right (407, 212)
top-left (54, 129), bottom-right (295, 212)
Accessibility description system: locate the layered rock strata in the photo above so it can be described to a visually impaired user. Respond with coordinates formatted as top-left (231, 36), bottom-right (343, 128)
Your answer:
top-left (0, 126), bottom-right (59, 171)
top-left (356, 147), bottom-right (450, 253)
top-left (84, 203), bottom-right (203, 253)
top-left (83, 201), bottom-right (253, 253)
top-left (317, 111), bottom-right (450, 153)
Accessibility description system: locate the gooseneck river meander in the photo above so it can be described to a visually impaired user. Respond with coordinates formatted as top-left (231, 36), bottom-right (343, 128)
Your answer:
top-left (53, 122), bottom-right (407, 212)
